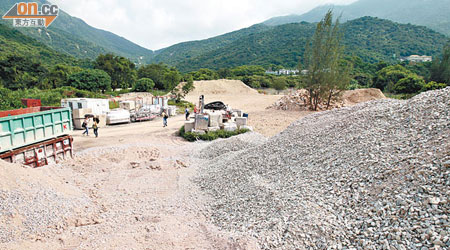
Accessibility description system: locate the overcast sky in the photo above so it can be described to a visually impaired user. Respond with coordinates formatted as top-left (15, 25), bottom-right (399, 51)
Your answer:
top-left (51, 0), bottom-right (357, 51)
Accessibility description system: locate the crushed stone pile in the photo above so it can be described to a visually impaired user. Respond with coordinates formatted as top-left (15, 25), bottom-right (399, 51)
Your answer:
top-left (195, 87), bottom-right (450, 249)
top-left (0, 161), bottom-right (94, 244)
top-left (268, 88), bottom-right (385, 111)
top-left (198, 132), bottom-right (267, 160)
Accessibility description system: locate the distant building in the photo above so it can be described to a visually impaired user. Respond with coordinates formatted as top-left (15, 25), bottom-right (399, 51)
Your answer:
top-left (401, 55), bottom-right (433, 63)
top-left (265, 69), bottom-right (300, 75)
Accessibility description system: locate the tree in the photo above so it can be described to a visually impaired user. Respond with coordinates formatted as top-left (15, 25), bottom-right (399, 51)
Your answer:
top-left (182, 75), bottom-right (195, 96)
top-left (68, 69), bottom-right (111, 93)
top-left (430, 44), bottom-right (450, 85)
top-left (163, 70), bottom-right (182, 90)
top-left (302, 10), bottom-right (350, 111)
top-left (137, 63), bottom-right (169, 90)
top-left (272, 78), bottom-right (286, 93)
top-left (94, 54), bottom-right (136, 90)
top-left (46, 64), bottom-right (81, 88)
top-left (373, 65), bottom-right (411, 91)
top-left (392, 74), bottom-right (425, 94)
top-left (133, 78), bottom-right (155, 92)
top-left (0, 55), bottom-right (47, 90)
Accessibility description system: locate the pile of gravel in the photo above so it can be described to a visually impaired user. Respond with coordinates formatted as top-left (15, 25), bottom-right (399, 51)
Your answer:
top-left (195, 88), bottom-right (450, 249)
top-left (0, 163), bottom-right (94, 243)
top-left (198, 132), bottom-right (267, 160)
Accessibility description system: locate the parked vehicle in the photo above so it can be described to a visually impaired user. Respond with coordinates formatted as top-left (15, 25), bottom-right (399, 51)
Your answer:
top-left (0, 106), bottom-right (73, 167)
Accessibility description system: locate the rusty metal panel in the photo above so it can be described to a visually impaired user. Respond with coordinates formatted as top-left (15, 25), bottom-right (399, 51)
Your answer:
top-left (0, 135), bottom-right (73, 168)
top-left (0, 107), bottom-right (72, 153)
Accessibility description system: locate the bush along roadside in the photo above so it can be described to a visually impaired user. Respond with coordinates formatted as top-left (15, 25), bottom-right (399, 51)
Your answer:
top-left (179, 125), bottom-right (249, 142)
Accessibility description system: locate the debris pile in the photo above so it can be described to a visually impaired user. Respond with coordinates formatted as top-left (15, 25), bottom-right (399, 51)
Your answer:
top-left (195, 88), bottom-right (450, 249)
top-left (268, 88), bottom-right (386, 111)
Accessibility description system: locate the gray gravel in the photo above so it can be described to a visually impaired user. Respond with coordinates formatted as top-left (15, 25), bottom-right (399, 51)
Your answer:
top-left (0, 184), bottom-right (93, 243)
top-left (198, 132), bottom-right (267, 160)
top-left (194, 88), bottom-right (450, 249)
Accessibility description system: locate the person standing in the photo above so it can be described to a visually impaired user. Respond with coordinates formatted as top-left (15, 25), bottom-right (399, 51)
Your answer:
top-left (162, 111), bottom-right (168, 127)
top-left (92, 117), bottom-right (99, 138)
top-left (82, 117), bottom-right (89, 136)
top-left (185, 107), bottom-right (190, 120)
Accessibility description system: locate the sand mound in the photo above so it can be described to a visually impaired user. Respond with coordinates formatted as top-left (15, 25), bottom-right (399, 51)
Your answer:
top-left (342, 88), bottom-right (386, 105)
top-left (186, 80), bottom-right (259, 97)
top-left (268, 88), bottom-right (386, 111)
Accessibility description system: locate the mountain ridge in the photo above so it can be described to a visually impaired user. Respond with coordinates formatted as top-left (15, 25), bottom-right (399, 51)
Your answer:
top-left (0, 0), bottom-right (153, 63)
top-left (262, 0), bottom-right (450, 36)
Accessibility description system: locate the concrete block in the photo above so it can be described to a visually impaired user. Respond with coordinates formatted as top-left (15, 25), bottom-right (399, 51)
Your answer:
top-left (207, 126), bottom-right (220, 132)
top-left (241, 125), bottom-right (253, 131)
top-left (72, 108), bottom-right (92, 119)
top-left (224, 122), bottom-right (237, 132)
top-left (96, 114), bottom-right (107, 128)
top-left (235, 117), bottom-right (247, 129)
top-left (195, 114), bottom-right (209, 130)
top-left (208, 113), bottom-right (222, 127)
top-left (184, 120), bottom-right (195, 132)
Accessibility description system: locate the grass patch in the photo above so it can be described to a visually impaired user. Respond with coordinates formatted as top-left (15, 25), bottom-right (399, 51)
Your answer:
top-left (179, 125), bottom-right (249, 142)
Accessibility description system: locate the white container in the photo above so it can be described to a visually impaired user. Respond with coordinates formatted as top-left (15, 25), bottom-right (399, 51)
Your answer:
top-left (61, 98), bottom-right (110, 115)
top-left (106, 109), bottom-right (130, 125)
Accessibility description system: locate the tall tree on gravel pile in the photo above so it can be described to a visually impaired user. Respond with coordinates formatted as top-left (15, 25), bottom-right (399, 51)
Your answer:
top-left (302, 10), bottom-right (351, 111)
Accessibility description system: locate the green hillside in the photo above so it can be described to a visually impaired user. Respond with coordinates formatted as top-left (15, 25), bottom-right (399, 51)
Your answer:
top-left (0, 23), bottom-right (75, 66)
top-left (0, 0), bottom-right (153, 62)
top-left (151, 24), bottom-right (272, 65)
top-left (263, 0), bottom-right (450, 36)
top-left (173, 17), bottom-right (449, 72)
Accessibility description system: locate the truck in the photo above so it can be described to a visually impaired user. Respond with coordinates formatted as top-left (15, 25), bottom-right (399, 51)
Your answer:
top-left (0, 106), bottom-right (74, 167)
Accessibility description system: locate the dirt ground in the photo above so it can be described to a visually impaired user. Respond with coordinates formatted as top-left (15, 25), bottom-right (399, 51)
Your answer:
top-left (184, 80), bottom-right (313, 137)
top-left (1, 80), bottom-right (384, 249)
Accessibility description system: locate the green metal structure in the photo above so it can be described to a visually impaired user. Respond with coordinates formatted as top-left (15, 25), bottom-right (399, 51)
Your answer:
top-left (0, 107), bottom-right (73, 153)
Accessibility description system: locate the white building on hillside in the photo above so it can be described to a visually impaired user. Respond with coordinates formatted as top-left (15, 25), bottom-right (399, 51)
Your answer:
top-left (401, 55), bottom-right (433, 63)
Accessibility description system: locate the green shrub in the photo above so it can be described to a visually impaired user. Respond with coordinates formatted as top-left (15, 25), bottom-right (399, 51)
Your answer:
top-left (422, 81), bottom-right (447, 91)
top-left (179, 125), bottom-right (249, 142)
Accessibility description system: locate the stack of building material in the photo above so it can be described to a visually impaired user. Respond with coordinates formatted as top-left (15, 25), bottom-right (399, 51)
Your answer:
top-left (167, 106), bottom-right (177, 116)
top-left (208, 113), bottom-right (223, 127)
top-left (235, 117), bottom-right (247, 129)
top-left (224, 123), bottom-right (237, 132)
top-left (72, 108), bottom-right (92, 130)
top-left (184, 120), bottom-right (195, 132)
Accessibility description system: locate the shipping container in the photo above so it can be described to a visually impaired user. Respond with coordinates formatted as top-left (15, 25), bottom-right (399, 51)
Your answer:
top-left (0, 107), bottom-right (73, 153)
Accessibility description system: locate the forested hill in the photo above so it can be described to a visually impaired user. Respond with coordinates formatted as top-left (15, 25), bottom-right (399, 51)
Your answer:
top-left (171, 17), bottom-right (449, 72)
top-left (0, 23), bottom-right (75, 66)
top-left (151, 24), bottom-right (272, 66)
top-left (263, 0), bottom-right (450, 36)
top-left (0, 0), bottom-right (153, 63)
